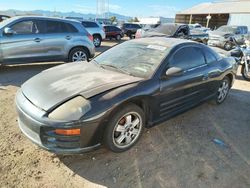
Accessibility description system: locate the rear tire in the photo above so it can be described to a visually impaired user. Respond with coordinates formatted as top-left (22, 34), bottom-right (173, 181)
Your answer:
top-left (68, 47), bottom-right (89, 62)
top-left (93, 35), bottom-right (102, 47)
top-left (224, 42), bottom-right (233, 51)
top-left (116, 34), bottom-right (121, 41)
top-left (104, 104), bottom-right (145, 153)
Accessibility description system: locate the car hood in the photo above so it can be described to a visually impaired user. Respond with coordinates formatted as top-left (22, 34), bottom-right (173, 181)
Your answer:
top-left (21, 62), bottom-right (143, 111)
top-left (141, 31), bottom-right (168, 38)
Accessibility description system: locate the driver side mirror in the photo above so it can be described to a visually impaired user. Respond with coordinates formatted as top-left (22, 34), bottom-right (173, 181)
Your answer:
top-left (3, 27), bottom-right (14, 35)
top-left (165, 67), bottom-right (183, 77)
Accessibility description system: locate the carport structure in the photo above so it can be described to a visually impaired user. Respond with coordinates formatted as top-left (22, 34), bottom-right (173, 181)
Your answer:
top-left (175, 0), bottom-right (250, 30)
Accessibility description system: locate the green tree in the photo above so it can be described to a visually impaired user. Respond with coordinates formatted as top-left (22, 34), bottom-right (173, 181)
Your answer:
top-left (110, 16), bottom-right (117, 24)
top-left (133, 17), bottom-right (139, 22)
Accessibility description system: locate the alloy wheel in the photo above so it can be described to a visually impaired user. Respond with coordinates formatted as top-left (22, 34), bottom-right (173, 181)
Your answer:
top-left (72, 51), bottom-right (87, 62)
top-left (217, 79), bottom-right (230, 103)
top-left (93, 37), bottom-right (101, 47)
top-left (112, 112), bottom-right (142, 149)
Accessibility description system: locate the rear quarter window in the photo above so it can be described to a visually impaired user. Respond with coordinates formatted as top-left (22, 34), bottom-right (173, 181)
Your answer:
top-left (82, 22), bottom-right (99, 28)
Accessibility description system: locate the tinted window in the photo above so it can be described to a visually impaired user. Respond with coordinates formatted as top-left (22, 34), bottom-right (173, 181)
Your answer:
top-left (204, 49), bottom-right (217, 64)
top-left (82, 21), bottom-right (99, 28)
top-left (62, 23), bottom-right (78, 33)
top-left (46, 21), bottom-right (63, 33)
top-left (132, 24), bottom-right (141, 28)
top-left (170, 47), bottom-right (206, 70)
top-left (110, 26), bottom-right (121, 31)
top-left (11, 20), bottom-right (37, 34)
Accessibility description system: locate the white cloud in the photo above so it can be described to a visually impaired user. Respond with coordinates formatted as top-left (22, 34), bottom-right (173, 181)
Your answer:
top-left (147, 5), bottom-right (179, 18)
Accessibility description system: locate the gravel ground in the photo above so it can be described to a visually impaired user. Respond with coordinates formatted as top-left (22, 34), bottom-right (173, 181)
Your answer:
top-left (0, 39), bottom-right (250, 188)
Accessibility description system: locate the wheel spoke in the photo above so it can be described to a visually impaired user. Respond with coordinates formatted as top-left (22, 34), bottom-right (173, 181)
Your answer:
top-left (116, 124), bottom-right (125, 133)
top-left (131, 128), bottom-right (139, 136)
top-left (125, 135), bottom-right (132, 144)
top-left (116, 134), bottom-right (126, 144)
top-left (126, 115), bottom-right (132, 124)
top-left (131, 118), bottom-right (139, 128)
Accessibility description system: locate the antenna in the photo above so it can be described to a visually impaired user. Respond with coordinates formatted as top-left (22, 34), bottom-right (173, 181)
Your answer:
top-left (96, 0), bottom-right (109, 19)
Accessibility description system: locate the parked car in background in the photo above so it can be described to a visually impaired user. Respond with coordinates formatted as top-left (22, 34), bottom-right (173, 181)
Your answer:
top-left (208, 25), bottom-right (249, 51)
top-left (189, 23), bottom-right (211, 33)
top-left (81, 20), bottom-right (106, 47)
top-left (0, 16), bottom-right (95, 65)
top-left (104, 25), bottom-right (124, 41)
top-left (136, 23), bottom-right (209, 44)
top-left (16, 37), bottom-right (237, 154)
top-left (120, 23), bottom-right (141, 39)
top-left (0, 15), bottom-right (10, 22)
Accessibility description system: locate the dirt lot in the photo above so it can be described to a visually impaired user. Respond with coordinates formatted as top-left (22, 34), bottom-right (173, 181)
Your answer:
top-left (0, 39), bottom-right (250, 188)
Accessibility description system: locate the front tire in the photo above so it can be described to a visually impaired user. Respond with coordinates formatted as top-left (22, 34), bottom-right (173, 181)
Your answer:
top-left (215, 76), bottom-right (231, 104)
top-left (224, 42), bottom-right (233, 51)
top-left (104, 104), bottom-right (145, 153)
top-left (241, 63), bottom-right (250, 81)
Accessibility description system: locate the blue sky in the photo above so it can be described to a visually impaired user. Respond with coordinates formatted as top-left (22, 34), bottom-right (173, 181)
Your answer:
top-left (0, 0), bottom-right (210, 18)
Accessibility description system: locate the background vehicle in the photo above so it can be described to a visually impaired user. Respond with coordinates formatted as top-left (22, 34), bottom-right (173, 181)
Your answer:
top-left (228, 38), bottom-right (250, 81)
top-left (136, 23), bottom-right (208, 44)
top-left (120, 23), bottom-right (141, 39)
top-left (16, 38), bottom-right (237, 154)
top-left (0, 15), bottom-right (10, 22)
top-left (104, 25), bottom-right (124, 41)
top-left (81, 20), bottom-right (106, 47)
top-left (0, 16), bottom-right (95, 65)
top-left (189, 23), bottom-right (211, 33)
top-left (208, 25), bottom-right (249, 51)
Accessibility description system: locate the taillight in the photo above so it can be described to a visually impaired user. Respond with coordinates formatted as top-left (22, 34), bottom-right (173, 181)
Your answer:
top-left (87, 33), bottom-right (93, 41)
top-left (135, 31), bottom-right (141, 39)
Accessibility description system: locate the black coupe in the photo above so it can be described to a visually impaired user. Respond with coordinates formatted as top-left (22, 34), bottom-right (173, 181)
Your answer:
top-left (16, 38), bottom-right (237, 154)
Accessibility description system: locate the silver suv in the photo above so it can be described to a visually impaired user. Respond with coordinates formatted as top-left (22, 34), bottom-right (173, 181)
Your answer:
top-left (81, 21), bottom-right (106, 47)
top-left (0, 16), bottom-right (95, 65)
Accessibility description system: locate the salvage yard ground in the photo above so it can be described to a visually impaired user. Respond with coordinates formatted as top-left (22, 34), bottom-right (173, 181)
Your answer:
top-left (0, 39), bottom-right (250, 188)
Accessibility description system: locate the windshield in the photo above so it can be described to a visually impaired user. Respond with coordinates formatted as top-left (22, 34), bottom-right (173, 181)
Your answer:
top-left (217, 26), bottom-right (237, 33)
top-left (94, 40), bottom-right (170, 78)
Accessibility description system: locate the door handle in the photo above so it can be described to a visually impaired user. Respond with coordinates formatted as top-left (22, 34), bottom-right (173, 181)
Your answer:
top-left (65, 36), bottom-right (72, 40)
top-left (34, 38), bottom-right (41, 42)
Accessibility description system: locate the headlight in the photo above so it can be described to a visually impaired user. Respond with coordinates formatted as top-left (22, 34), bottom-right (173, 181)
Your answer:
top-left (48, 96), bottom-right (91, 121)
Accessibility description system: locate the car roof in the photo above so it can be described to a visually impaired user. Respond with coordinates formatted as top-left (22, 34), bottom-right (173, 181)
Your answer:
top-left (8, 16), bottom-right (81, 23)
top-left (131, 37), bottom-right (197, 48)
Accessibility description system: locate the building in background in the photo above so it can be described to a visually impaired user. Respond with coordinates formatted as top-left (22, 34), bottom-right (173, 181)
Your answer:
top-left (138, 17), bottom-right (174, 25)
top-left (175, 0), bottom-right (250, 29)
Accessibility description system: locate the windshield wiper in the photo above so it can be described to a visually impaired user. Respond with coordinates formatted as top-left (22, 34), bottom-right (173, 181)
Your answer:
top-left (100, 64), bottom-right (134, 76)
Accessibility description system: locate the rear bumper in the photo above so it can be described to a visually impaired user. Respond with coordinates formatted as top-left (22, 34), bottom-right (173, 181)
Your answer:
top-left (16, 91), bottom-right (103, 154)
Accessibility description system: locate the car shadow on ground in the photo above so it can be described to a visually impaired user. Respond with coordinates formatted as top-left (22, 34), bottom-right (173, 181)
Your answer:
top-left (0, 63), bottom-right (63, 87)
top-left (59, 89), bottom-right (250, 188)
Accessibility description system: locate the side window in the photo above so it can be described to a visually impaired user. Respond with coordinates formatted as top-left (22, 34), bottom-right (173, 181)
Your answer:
top-left (11, 20), bottom-right (37, 34)
top-left (204, 49), bottom-right (217, 64)
top-left (62, 23), bottom-right (78, 33)
top-left (169, 47), bottom-right (206, 70)
top-left (46, 21), bottom-right (62, 33)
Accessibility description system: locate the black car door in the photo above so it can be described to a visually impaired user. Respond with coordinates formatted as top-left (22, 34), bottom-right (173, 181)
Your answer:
top-left (156, 46), bottom-right (210, 122)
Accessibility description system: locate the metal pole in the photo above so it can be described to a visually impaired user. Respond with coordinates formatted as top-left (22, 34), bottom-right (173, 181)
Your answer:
top-left (189, 14), bottom-right (192, 24)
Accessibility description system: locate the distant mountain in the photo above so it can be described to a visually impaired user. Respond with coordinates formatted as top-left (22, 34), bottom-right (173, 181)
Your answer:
top-left (0, 9), bottom-right (132, 21)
